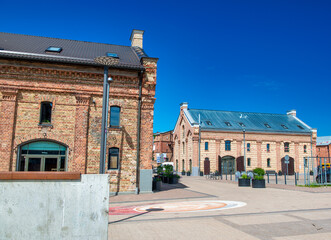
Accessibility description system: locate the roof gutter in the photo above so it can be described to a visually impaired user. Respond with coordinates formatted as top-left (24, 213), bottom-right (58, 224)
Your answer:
top-left (0, 50), bottom-right (144, 70)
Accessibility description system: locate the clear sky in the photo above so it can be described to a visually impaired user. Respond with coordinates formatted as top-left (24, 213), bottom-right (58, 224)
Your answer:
top-left (1, 0), bottom-right (331, 136)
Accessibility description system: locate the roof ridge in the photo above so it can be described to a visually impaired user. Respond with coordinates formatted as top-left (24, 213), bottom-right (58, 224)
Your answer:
top-left (188, 108), bottom-right (287, 116)
top-left (0, 31), bottom-right (132, 48)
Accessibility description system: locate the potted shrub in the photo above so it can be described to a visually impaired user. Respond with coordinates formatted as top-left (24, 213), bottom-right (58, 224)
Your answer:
top-left (169, 174), bottom-right (180, 184)
top-left (181, 170), bottom-right (186, 176)
top-left (200, 171), bottom-right (204, 176)
top-left (252, 168), bottom-right (266, 188)
top-left (153, 176), bottom-right (162, 191)
top-left (278, 170), bottom-right (283, 176)
top-left (238, 173), bottom-right (251, 187)
top-left (186, 171), bottom-right (191, 176)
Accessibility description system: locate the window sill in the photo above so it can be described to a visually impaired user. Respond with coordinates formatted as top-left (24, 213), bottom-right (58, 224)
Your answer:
top-left (108, 126), bottom-right (122, 131)
top-left (38, 123), bottom-right (53, 128)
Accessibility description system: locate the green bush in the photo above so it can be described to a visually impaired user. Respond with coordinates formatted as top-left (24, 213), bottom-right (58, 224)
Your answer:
top-left (253, 168), bottom-right (265, 176)
top-left (241, 173), bottom-right (250, 179)
top-left (157, 165), bottom-right (163, 175)
top-left (254, 175), bottom-right (264, 180)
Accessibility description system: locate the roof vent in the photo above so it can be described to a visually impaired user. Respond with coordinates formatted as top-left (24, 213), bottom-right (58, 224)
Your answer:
top-left (106, 52), bottom-right (119, 58)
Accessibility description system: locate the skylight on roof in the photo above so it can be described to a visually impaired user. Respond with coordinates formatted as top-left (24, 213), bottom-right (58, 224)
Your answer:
top-left (106, 52), bottom-right (119, 58)
top-left (239, 122), bottom-right (246, 127)
top-left (281, 124), bottom-right (288, 129)
top-left (45, 46), bottom-right (62, 53)
top-left (264, 123), bottom-right (271, 128)
top-left (297, 125), bottom-right (304, 130)
top-left (225, 122), bottom-right (232, 127)
top-left (206, 121), bottom-right (212, 126)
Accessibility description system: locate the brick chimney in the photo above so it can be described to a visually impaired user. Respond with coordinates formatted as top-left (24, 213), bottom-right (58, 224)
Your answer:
top-left (130, 29), bottom-right (144, 48)
top-left (287, 109), bottom-right (296, 117)
top-left (180, 102), bottom-right (188, 111)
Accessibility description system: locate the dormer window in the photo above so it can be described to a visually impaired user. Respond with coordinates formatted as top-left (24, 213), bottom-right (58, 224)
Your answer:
top-left (106, 52), bottom-right (119, 58)
top-left (225, 122), bottom-right (232, 127)
top-left (281, 124), bottom-right (288, 129)
top-left (45, 46), bottom-right (62, 53)
top-left (297, 125), bottom-right (304, 130)
top-left (206, 121), bottom-right (212, 126)
top-left (264, 123), bottom-right (271, 128)
top-left (239, 122), bottom-right (245, 127)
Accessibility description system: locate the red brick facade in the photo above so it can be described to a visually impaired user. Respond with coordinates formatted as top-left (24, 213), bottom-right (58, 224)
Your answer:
top-left (153, 130), bottom-right (173, 163)
top-left (0, 55), bottom-right (157, 193)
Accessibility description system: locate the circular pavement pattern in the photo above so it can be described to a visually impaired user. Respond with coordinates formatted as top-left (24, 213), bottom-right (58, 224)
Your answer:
top-left (109, 200), bottom-right (246, 215)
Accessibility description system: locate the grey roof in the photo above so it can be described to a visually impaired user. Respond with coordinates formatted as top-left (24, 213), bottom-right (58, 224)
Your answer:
top-left (186, 108), bottom-right (312, 134)
top-left (0, 32), bottom-right (148, 70)
top-left (317, 136), bottom-right (331, 146)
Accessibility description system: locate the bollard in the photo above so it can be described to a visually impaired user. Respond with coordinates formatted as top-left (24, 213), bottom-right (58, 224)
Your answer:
top-left (267, 173), bottom-right (270, 183)
top-left (284, 173), bottom-right (287, 185)
top-left (275, 173), bottom-right (278, 184)
top-left (230, 174), bottom-right (232, 181)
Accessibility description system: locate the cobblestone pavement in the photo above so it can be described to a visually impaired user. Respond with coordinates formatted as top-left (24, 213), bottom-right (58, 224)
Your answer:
top-left (108, 176), bottom-right (331, 240)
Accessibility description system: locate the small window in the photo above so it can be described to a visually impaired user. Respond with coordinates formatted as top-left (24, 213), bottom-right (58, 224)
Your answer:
top-left (247, 158), bottom-right (251, 167)
top-left (205, 142), bottom-right (209, 150)
top-left (45, 46), bottom-right (62, 53)
top-left (225, 122), bottom-right (232, 127)
top-left (225, 141), bottom-right (231, 151)
top-left (284, 142), bottom-right (290, 152)
top-left (267, 158), bottom-right (271, 167)
top-left (304, 145), bottom-right (307, 153)
top-left (297, 125), bottom-right (304, 130)
top-left (247, 143), bottom-right (250, 152)
top-left (40, 102), bottom-right (52, 124)
top-left (108, 147), bottom-right (119, 169)
top-left (183, 142), bottom-right (185, 154)
top-left (267, 144), bottom-right (270, 152)
top-left (239, 122), bottom-right (246, 127)
top-left (281, 124), bottom-right (288, 129)
top-left (110, 106), bottom-right (120, 127)
top-left (106, 52), bottom-right (119, 58)
top-left (205, 121), bottom-right (212, 126)
top-left (264, 123), bottom-right (271, 128)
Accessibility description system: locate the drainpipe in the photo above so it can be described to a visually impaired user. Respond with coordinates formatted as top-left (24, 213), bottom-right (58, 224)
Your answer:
top-left (136, 70), bottom-right (143, 194)
top-left (198, 114), bottom-right (201, 175)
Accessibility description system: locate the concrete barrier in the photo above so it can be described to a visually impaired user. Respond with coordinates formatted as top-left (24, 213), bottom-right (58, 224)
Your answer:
top-left (0, 173), bottom-right (109, 240)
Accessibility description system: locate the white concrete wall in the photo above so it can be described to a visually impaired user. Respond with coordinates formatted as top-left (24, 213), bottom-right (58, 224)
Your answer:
top-left (0, 174), bottom-right (109, 240)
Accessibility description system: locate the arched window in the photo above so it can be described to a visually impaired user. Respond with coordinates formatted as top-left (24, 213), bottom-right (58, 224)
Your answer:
top-left (110, 106), bottom-right (121, 127)
top-left (40, 102), bottom-right (52, 124)
top-left (182, 125), bottom-right (185, 139)
top-left (304, 145), bottom-right (307, 153)
top-left (18, 141), bottom-right (66, 171)
top-left (225, 141), bottom-right (231, 151)
top-left (182, 159), bottom-right (185, 171)
top-left (247, 143), bottom-right (250, 152)
top-left (176, 160), bottom-right (178, 171)
top-left (267, 144), bottom-right (270, 152)
top-left (189, 159), bottom-right (192, 172)
top-left (247, 158), bottom-right (251, 167)
top-left (183, 142), bottom-right (185, 154)
top-left (284, 142), bottom-right (290, 152)
top-left (267, 158), bottom-right (271, 167)
top-left (108, 147), bottom-right (119, 169)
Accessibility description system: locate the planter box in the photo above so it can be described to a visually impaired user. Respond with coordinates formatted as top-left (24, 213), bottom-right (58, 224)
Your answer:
top-left (162, 176), bottom-right (169, 183)
top-left (155, 181), bottom-right (161, 191)
top-left (200, 172), bottom-right (204, 176)
top-left (168, 177), bottom-right (179, 184)
top-left (252, 179), bottom-right (266, 188)
top-left (186, 172), bottom-right (191, 176)
top-left (238, 178), bottom-right (251, 187)
top-left (181, 172), bottom-right (186, 176)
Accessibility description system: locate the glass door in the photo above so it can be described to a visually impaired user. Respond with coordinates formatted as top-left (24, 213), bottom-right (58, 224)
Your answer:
top-left (27, 157), bottom-right (42, 171)
top-left (44, 157), bottom-right (59, 171)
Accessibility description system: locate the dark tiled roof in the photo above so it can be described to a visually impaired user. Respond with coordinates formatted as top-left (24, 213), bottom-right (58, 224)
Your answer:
top-left (0, 32), bottom-right (147, 69)
top-left (186, 109), bottom-right (312, 134)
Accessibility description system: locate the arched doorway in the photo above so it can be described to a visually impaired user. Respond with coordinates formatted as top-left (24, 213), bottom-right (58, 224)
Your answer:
top-left (18, 140), bottom-right (67, 172)
top-left (221, 156), bottom-right (235, 174)
top-left (236, 156), bottom-right (244, 172)
top-left (204, 158), bottom-right (210, 175)
top-left (189, 159), bottom-right (192, 173)
top-left (281, 157), bottom-right (295, 175)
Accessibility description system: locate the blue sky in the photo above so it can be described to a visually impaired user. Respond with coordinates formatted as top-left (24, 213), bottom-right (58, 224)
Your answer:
top-left (1, 0), bottom-right (331, 136)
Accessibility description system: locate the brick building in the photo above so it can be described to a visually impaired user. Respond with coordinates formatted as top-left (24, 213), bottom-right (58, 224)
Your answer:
top-left (316, 136), bottom-right (331, 160)
top-left (173, 103), bottom-right (316, 175)
top-left (153, 130), bottom-right (173, 163)
top-left (0, 30), bottom-right (158, 194)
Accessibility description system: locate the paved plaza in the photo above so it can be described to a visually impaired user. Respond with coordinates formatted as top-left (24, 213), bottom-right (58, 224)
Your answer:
top-left (108, 176), bottom-right (331, 240)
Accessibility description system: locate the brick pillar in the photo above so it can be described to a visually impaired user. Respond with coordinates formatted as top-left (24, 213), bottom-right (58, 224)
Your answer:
top-left (0, 89), bottom-right (18, 171)
top-left (215, 140), bottom-right (220, 171)
top-left (192, 137), bottom-right (199, 168)
top-left (276, 142), bottom-right (281, 171)
top-left (72, 95), bottom-right (91, 173)
top-left (257, 141), bottom-right (262, 168)
top-left (294, 142), bottom-right (299, 172)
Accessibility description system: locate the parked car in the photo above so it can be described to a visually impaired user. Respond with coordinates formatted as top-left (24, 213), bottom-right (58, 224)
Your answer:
top-left (316, 172), bottom-right (331, 183)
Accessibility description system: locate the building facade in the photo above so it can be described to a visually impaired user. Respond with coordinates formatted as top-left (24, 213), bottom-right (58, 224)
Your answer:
top-left (153, 130), bottom-right (173, 164)
top-left (316, 136), bottom-right (331, 160)
top-left (173, 103), bottom-right (316, 175)
top-left (0, 30), bottom-right (158, 193)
